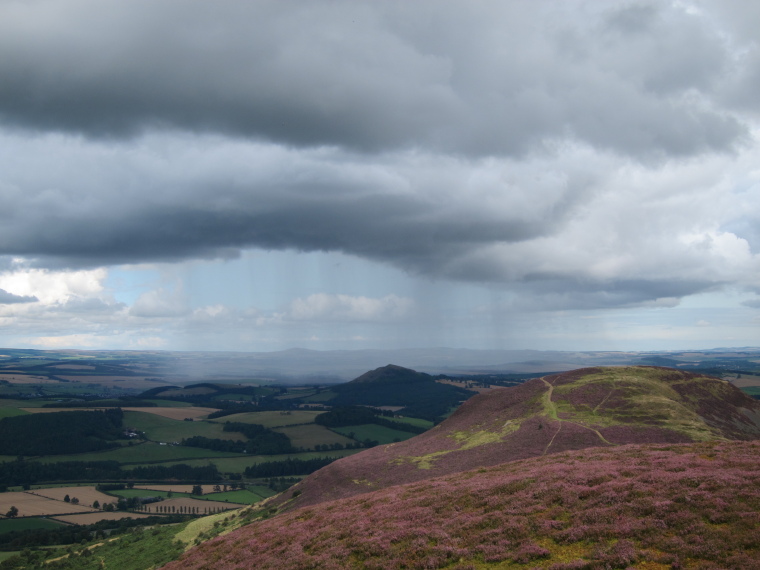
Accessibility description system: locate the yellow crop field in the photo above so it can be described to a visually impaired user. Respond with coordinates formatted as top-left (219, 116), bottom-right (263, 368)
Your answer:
top-left (31, 486), bottom-right (116, 508)
top-left (0, 492), bottom-right (97, 518)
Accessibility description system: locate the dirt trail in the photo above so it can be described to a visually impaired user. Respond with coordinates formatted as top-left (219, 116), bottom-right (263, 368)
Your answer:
top-left (540, 378), bottom-right (616, 454)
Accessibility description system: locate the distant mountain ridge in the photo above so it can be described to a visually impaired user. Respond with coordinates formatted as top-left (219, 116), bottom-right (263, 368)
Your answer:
top-left (274, 366), bottom-right (760, 510)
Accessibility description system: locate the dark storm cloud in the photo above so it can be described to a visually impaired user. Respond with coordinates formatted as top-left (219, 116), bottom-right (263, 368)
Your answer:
top-left (0, 138), bottom-right (554, 271)
top-left (0, 0), bottom-right (747, 158)
top-left (509, 278), bottom-right (716, 311)
top-left (1, 0), bottom-right (758, 314)
top-left (0, 289), bottom-right (37, 304)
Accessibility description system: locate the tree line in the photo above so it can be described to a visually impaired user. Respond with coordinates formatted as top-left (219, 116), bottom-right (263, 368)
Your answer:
top-left (181, 421), bottom-right (294, 455)
top-left (243, 456), bottom-right (338, 478)
top-left (315, 406), bottom-right (427, 434)
top-left (0, 459), bottom-right (220, 487)
top-left (0, 409), bottom-right (125, 456)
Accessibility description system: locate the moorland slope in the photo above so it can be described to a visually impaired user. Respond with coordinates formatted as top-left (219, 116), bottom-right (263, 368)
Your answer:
top-left (165, 439), bottom-right (760, 569)
top-left (274, 366), bottom-right (760, 510)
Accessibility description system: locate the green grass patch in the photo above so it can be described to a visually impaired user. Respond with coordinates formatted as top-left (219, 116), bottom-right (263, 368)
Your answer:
top-left (54, 523), bottom-right (188, 569)
top-left (34, 441), bottom-right (246, 464)
top-left (199, 489), bottom-right (267, 503)
top-left (300, 390), bottom-right (337, 403)
top-left (332, 424), bottom-right (418, 445)
top-left (211, 393), bottom-right (255, 401)
top-left (385, 416), bottom-right (434, 429)
top-left (0, 407), bottom-right (29, 419)
top-left (108, 488), bottom-right (191, 499)
top-left (129, 449), bottom-right (361, 473)
top-left (0, 518), bottom-right (66, 534)
top-left (740, 386), bottom-right (760, 396)
top-left (123, 411), bottom-right (246, 443)
top-left (219, 410), bottom-right (324, 428)
top-left (144, 399), bottom-right (192, 407)
top-left (0, 551), bottom-right (20, 563)
top-left (272, 424), bottom-right (354, 449)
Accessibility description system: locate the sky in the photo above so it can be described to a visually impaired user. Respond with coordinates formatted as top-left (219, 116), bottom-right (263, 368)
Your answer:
top-left (1, 0), bottom-right (760, 353)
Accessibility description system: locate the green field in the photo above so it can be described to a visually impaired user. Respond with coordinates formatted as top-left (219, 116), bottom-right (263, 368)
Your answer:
top-left (385, 416), bottom-right (434, 429)
top-left (34, 441), bottom-right (245, 464)
top-left (220, 410), bottom-right (325, 428)
top-left (272, 424), bottom-right (354, 449)
top-left (0, 407), bottom-right (29, 419)
top-left (301, 390), bottom-right (338, 403)
top-left (211, 393), bottom-right (255, 401)
top-left (144, 399), bottom-right (192, 407)
top-left (130, 449), bottom-right (362, 473)
top-left (123, 411), bottom-right (245, 442)
top-left (332, 424), bottom-right (418, 445)
top-left (197, 489), bottom-right (269, 503)
top-left (108, 488), bottom-right (191, 499)
top-left (0, 552), bottom-right (19, 563)
top-left (0, 517), bottom-right (66, 534)
top-left (740, 386), bottom-right (760, 396)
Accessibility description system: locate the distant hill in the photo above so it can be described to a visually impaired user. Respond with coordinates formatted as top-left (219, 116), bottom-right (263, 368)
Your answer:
top-left (327, 364), bottom-right (476, 420)
top-left (165, 439), bottom-right (760, 569)
top-left (273, 366), bottom-right (760, 510)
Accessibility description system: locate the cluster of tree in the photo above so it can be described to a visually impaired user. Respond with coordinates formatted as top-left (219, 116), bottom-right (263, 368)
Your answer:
top-left (0, 409), bottom-right (125, 456)
top-left (182, 422), bottom-right (294, 455)
top-left (244, 456), bottom-right (339, 478)
top-left (311, 442), bottom-right (365, 451)
top-left (315, 406), bottom-right (427, 434)
top-left (0, 459), bottom-right (220, 486)
top-left (265, 477), bottom-right (301, 492)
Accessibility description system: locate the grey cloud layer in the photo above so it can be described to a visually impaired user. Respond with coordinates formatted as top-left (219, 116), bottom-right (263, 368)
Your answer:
top-left (0, 0), bottom-right (750, 158)
top-left (2, 0), bottom-right (760, 311)
top-left (0, 289), bottom-right (37, 305)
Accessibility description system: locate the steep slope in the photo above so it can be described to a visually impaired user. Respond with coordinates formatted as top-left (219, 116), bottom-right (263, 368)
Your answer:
top-left (274, 366), bottom-right (760, 510)
top-left (165, 439), bottom-right (760, 569)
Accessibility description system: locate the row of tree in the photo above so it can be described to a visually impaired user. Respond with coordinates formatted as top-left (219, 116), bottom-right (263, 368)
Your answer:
top-left (0, 459), bottom-right (220, 486)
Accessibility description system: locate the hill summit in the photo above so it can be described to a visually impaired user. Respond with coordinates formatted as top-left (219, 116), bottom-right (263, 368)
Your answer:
top-left (165, 366), bottom-right (760, 570)
top-left (276, 366), bottom-right (760, 510)
top-left (346, 364), bottom-right (432, 384)
top-left (328, 364), bottom-right (475, 421)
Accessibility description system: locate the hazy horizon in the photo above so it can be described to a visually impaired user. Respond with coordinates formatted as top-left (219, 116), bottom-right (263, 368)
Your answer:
top-left (2, 1), bottom-right (760, 353)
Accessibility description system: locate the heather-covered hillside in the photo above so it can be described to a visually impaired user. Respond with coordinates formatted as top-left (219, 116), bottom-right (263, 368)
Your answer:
top-left (275, 367), bottom-right (760, 510)
top-left (164, 440), bottom-right (760, 569)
